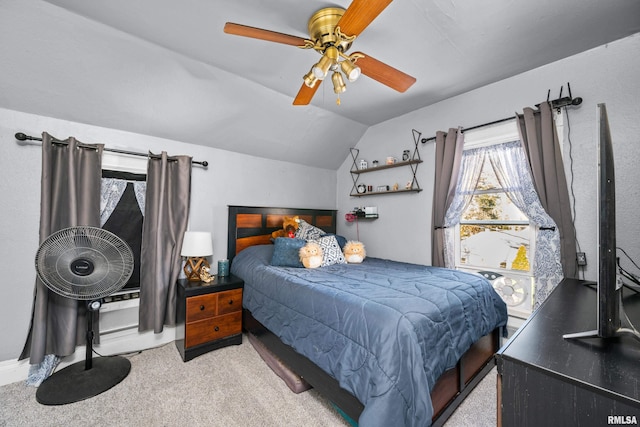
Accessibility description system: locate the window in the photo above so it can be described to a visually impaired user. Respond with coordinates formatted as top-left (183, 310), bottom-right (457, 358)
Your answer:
top-left (453, 121), bottom-right (535, 273)
top-left (101, 153), bottom-right (147, 292)
top-left (101, 170), bottom-right (146, 291)
top-left (455, 158), bottom-right (535, 272)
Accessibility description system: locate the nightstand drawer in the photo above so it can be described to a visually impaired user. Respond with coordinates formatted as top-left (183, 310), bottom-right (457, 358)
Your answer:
top-left (185, 311), bottom-right (242, 348)
top-left (217, 289), bottom-right (242, 315)
top-left (176, 275), bottom-right (244, 362)
top-left (186, 293), bottom-right (217, 323)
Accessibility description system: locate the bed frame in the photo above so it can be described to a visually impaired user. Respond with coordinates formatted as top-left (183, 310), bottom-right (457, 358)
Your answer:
top-left (227, 205), bottom-right (501, 426)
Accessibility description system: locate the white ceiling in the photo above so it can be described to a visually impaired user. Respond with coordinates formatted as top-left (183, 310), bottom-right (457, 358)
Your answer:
top-left (1, 0), bottom-right (639, 169)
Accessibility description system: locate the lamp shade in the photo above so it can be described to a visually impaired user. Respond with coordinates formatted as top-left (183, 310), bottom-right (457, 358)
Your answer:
top-left (311, 46), bottom-right (338, 80)
top-left (303, 68), bottom-right (320, 88)
top-left (331, 71), bottom-right (346, 94)
top-left (180, 231), bottom-right (213, 257)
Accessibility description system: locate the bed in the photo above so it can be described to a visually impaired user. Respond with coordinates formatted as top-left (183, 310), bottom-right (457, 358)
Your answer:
top-left (227, 206), bottom-right (507, 427)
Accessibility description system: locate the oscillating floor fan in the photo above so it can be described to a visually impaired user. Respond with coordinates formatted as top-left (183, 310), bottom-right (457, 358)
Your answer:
top-left (34, 226), bottom-right (134, 405)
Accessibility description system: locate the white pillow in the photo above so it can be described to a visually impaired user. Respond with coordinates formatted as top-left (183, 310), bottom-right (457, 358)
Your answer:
top-left (311, 235), bottom-right (346, 267)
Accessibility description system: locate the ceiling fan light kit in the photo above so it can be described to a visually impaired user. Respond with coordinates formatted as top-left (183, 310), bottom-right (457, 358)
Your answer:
top-left (340, 58), bottom-right (361, 82)
top-left (223, 0), bottom-right (416, 105)
top-left (332, 71), bottom-right (347, 94)
top-left (303, 9), bottom-right (361, 97)
top-left (303, 69), bottom-right (319, 88)
top-left (311, 46), bottom-right (338, 82)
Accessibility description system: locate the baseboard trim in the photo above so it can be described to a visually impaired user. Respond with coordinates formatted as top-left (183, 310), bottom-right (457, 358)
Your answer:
top-left (0, 327), bottom-right (176, 387)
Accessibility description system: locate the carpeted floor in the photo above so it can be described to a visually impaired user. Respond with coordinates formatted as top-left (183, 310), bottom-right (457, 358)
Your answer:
top-left (0, 335), bottom-right (496, 426)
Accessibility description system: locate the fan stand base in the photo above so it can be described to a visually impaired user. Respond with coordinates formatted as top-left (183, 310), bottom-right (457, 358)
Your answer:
top-left (36, 356), bottom-right (131, 405)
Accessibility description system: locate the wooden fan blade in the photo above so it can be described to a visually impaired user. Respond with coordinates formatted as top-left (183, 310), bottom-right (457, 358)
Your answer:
top-left (293, 81), bottom-right (322, 105)
top-left (337, 0), bottom-right (393, 37)
top-left (224, 22), bottom-right (308, 47)
top-left (353, 51), bottom-right (416, 93)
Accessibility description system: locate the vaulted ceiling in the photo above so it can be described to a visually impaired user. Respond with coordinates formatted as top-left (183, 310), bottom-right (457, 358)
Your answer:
top-left (1, 0), bottom-right (639, 169)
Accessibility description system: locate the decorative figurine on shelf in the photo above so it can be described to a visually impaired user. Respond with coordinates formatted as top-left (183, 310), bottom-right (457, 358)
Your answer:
top-left (405, 181), bottom-right (413, 189)
top-left (402, 150), bottom-right (411, 161)
top-left (359, 159), bottom-right (368, 170)
top-left (199, 265), bottom-right (214, 283)
top-left (392, 183), bottom-right (399, 191)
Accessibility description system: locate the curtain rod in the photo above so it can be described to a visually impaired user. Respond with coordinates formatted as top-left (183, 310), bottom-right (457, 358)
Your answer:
top-left (420, 116), bottom-right (517, 144)
top-left (14, 132), bottom-right (208, 167)
top-left (421, 93), bottom-right (583, 144)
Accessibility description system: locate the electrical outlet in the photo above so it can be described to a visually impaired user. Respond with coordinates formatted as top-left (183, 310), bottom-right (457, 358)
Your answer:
top-left (577, 252), bottom-right (587, 266)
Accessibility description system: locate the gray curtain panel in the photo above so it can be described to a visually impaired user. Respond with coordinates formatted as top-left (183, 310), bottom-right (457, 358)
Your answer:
top-left (431, 128), bottom-right (464, 267)
top-left (20, 132), bottom-right (103, 364)
top-left (516, 102), bottom-right (578, 279)
top-left (139, 152), bottom-right (191, 333)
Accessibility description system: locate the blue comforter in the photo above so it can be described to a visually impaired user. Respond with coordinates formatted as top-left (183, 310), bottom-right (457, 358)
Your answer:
top-left (232, 245), bottom-right (507, 427)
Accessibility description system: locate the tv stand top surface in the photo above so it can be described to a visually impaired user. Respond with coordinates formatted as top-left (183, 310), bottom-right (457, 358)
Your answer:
top-left (497, 278), bottom-right (640, 405)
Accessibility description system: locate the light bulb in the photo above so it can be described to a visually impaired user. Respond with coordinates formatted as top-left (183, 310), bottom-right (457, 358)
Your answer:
top-left (340, 59), bottom-right (361, 82)
top-left (311, 46), bottom-right (339, 80)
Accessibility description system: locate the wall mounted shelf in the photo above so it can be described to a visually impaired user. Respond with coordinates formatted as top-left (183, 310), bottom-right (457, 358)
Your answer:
top-left (347, 211), bottom-right (379, 220)
top-left (349, 129), bottom-right (424, 198)
top-left (351, 188), bottom-right (422, 197)
top-left (350, 159), bottom-right (423, 174)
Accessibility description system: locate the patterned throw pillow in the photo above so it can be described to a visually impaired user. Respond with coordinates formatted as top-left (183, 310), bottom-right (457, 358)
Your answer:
top-left (324, 233), bottom-right (348, 250)
top-left (295, 219), bottom-right (325, 241)
top-left (270, 237), bottom-right (306, 267)
top-left (312, 235), bottom-right (347, 267)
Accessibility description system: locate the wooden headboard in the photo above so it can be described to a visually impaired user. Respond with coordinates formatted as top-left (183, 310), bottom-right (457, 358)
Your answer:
top-left (227, 206), bottom-right (337, 262)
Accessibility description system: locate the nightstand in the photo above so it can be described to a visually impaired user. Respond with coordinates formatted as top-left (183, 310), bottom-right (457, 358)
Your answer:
top-left (175, 275), bottom-right (244, 362)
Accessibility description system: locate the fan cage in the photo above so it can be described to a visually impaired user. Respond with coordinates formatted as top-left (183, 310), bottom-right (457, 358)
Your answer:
top-left (35, 226), bottom-right (134, 300)
top-left (493, 276), bottom-right (528, 307)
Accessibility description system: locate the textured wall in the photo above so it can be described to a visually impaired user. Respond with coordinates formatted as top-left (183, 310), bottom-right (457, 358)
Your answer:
top-left (0, 109), bottom-right (336, 362)
top-left (337, 33), bottom-right (640, 282)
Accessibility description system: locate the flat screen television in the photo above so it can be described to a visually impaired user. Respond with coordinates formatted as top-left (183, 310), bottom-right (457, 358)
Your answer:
top-left (564, 103), bottom-right (638, 340)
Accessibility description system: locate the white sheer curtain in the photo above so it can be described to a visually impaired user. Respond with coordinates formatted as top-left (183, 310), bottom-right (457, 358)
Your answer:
top-left (443, 140), bottom-right (563, 308)
top-left (442, 147), bottom-right (486, 268)
top-left (100, 178), bottom-right (146, 227)
top-left (488, 141), bottom-right (563, 306)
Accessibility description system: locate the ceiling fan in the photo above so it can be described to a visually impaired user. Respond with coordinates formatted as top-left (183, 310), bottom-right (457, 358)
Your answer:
top-left (224, 0), bottom-right (416, 105)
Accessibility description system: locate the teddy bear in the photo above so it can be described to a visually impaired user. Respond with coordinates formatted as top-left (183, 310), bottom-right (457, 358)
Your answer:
top-left (271, 215), bottom-right (300, 239)
top-left (343, 241), bottom-right (366, 263)
top-left (299, 242), bottom-right (323, 268)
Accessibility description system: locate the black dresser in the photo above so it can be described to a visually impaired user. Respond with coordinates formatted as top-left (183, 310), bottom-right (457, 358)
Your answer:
top-left (496, 278), bottom-right (640, 426)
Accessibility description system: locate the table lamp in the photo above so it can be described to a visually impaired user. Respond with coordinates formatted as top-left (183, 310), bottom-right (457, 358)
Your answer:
top-left (181, 231), bottom-right (213, 281)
